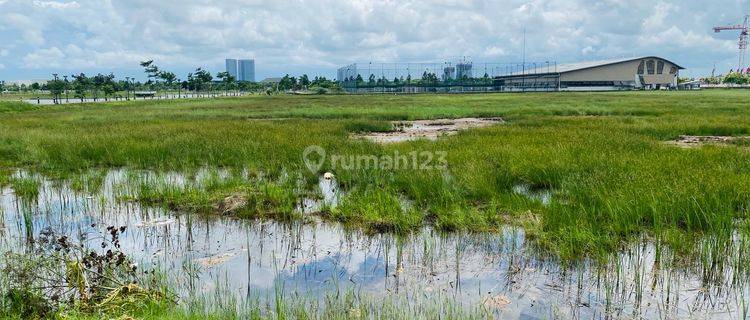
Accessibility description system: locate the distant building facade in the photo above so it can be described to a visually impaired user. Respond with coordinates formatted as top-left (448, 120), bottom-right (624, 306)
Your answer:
top-left (225, 58), bottom-right (255, 82)
top-left (225, 59), bottom-right (238, 80)
top-left (493, 56), bottom-right (684, 91)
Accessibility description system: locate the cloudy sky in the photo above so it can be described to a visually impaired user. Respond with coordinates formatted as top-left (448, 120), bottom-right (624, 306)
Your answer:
top-left (0, 0), bottom-right (748, 81)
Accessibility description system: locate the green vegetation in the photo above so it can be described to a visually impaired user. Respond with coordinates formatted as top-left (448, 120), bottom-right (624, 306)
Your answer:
top-left (8, 176), bottom-right (41, 199)
top-left (69, 169), bottom-right (107, 193)
top-left (133, 170), bottom-right (300, 220)
top-left (6, 286), bottom-right (485, 320)
top-left (0, 227), bottom-right (172, 319)
top-left (1, 91), bottom-right (750, 261)
top-left (332, 187), bottom-right (422, 233)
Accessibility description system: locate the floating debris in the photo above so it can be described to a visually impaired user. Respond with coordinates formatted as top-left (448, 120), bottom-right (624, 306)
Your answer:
top-left (135, 218), bottom-right (175, 228)
top-left (194, 249), bottom-right (246, 267)
top-left (483, 294), bottom-right (511, 309)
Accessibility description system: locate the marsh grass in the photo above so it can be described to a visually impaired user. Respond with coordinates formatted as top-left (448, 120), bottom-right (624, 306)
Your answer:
top-left (2, 91), bottom-right (750, 260)
top-left (8, 176), bottom-right (41, 199)
top-left (55, 286), bottom-right (488, 320)
top-left (331, 187), bottom-right (422, 233)
top-left (133, 170), bottom-right (301, 220)
top-left (69, 169), bottom-right (107, 193)
top-left (0, 170), bottom-right (9, 186)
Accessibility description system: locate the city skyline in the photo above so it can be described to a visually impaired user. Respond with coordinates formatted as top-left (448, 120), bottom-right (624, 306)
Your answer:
top-left (224, 58), bottom-right (256, 82)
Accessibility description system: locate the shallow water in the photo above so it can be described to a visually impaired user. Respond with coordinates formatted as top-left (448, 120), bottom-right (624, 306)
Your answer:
top-left (0, 169), bottom-right (748, 319)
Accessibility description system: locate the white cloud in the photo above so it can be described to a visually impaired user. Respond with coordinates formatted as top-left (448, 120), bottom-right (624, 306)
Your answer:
top-left (484, 46), bottom-right (507, 57)
top-left (23, 47), bottom-right (65, 68)
top-left (32, 1), bottom-right (80, 9)
top-left (0, 0), bottom-right (746, 78)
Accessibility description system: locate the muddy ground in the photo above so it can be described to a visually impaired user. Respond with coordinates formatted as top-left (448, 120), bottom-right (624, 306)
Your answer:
top-left (354, 117), bottom-right (504, 143)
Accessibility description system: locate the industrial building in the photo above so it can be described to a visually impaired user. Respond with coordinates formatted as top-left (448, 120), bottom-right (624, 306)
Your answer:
top-left (493, 56), bottom-right (684, 91)
top-left (335, 56), bottom-right (684, 93)
top-left (225, 58), bottom-right (256, 82)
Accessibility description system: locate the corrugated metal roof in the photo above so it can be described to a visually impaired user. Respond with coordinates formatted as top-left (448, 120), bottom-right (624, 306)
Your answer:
top-left (502, 56), bottom-right (684, 77)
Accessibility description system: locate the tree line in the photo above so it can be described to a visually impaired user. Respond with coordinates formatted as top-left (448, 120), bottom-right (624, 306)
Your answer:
top-left (339, 72), bottom-right (494, 88)
top-left (0, 59), bottom-right (343, 101)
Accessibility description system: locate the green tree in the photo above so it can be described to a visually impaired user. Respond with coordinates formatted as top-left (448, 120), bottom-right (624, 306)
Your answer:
top-left (192, 68), bottom-right (213, 94)
top-left (47, 79), bottom-right (65, 103)
top-left (300, 74), bottom-right (310, 89)
top-left (216, 71), bottom-right (235, 95)
top-left (140, 60), bottom-right (160, 92)
top-left (723, 72), bottom-right (748, 85)
top-left (71, 73), bottom-right (89, 102)
top-left (158, 71), bottom-right (177, 93)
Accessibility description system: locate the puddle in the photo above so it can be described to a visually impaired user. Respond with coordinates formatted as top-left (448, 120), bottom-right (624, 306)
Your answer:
top-left (513, 184), bottom-right (552, 205)
top-left (297, 174), bottom-right (340, 214)
top-left (0, 169), bottom-right (748, 319)
top-left (666, 135), bottom-right (750, 148)
top-left (355, 117), bottom-right (504, 143)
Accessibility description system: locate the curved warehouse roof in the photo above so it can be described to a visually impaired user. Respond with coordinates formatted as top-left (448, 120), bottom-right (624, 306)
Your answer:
top-left (501, 56), bottom-right (684, 77)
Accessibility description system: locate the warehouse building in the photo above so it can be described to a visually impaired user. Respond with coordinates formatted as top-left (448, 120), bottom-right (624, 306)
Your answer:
top-left (493, 56), bottom-right (684, 91)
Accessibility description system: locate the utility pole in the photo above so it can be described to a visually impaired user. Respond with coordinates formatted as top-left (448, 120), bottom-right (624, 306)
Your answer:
top-left (63, 75), bottom-right (69, 103)
top-left (52, 73), bottom-right (59, 104)
top-left (522, 27), bottom-right (526, 92)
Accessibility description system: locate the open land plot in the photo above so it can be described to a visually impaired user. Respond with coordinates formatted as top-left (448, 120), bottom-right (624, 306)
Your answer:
top-left (2, 90), bottom-right (750, 319)
top-left (1, 91), bottom-right (749, 258)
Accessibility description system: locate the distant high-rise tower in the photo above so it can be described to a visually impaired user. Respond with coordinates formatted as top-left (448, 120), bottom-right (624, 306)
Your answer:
top-left (456, 62), bottom-right (472, 79)
top-left (225, 58), bottom-right (255, 82)
top-left (225, 59), bottom-right (238, 79)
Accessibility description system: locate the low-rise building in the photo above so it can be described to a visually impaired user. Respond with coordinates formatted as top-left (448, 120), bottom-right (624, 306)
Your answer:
top-left (493, 56), bottom-right (684, 91)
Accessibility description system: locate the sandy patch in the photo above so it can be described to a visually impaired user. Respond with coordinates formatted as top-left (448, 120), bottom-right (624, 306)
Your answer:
top-left (666, 135), bottom-right (749, 148)
top-left (355, 117), bottom-right (504, 143)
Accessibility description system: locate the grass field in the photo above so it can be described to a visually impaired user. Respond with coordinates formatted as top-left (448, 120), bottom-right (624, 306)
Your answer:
top-left (1, 91), bottom-right (749, 261)
top-left (3, 90), bottom-right (750, 318)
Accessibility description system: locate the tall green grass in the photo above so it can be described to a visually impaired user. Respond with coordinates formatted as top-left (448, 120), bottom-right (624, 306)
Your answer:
top-left (1, 91), bottom-right (750, 259)
top-left (8, 176), bottom-right (41, 199)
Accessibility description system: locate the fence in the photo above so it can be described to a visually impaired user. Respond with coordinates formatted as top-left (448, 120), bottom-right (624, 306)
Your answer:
top-left (336, 61), bottom-right (559, 93)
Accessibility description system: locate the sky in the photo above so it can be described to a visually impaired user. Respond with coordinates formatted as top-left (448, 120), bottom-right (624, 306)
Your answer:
top-left (0, 0), bottom-right (748, 81)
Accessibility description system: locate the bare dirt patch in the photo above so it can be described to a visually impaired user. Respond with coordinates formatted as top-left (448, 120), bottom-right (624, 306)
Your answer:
top-left (666, 135), bottom-right (749, 148)
top-left (354, 117), bottom-right (504, 143)
top-left (214, 193), bottom-right (248, 215)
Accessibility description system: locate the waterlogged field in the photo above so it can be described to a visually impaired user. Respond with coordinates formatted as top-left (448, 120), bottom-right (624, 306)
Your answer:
top-left (0, 91), bottom-right (750, 319)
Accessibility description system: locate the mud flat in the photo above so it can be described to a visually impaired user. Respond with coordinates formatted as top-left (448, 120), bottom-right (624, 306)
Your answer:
top-left (666, 135), bottom-right (750, 148)
top-left (355, 117), bottom-right (504, 143)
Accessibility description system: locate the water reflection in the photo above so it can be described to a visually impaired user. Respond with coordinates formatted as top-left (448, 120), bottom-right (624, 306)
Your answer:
top-left (0, 170), bottom-right (748, 319)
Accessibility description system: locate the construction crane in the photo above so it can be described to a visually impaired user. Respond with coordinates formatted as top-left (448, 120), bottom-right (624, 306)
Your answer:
top-left (714, 15), bottom-right (749, 72)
